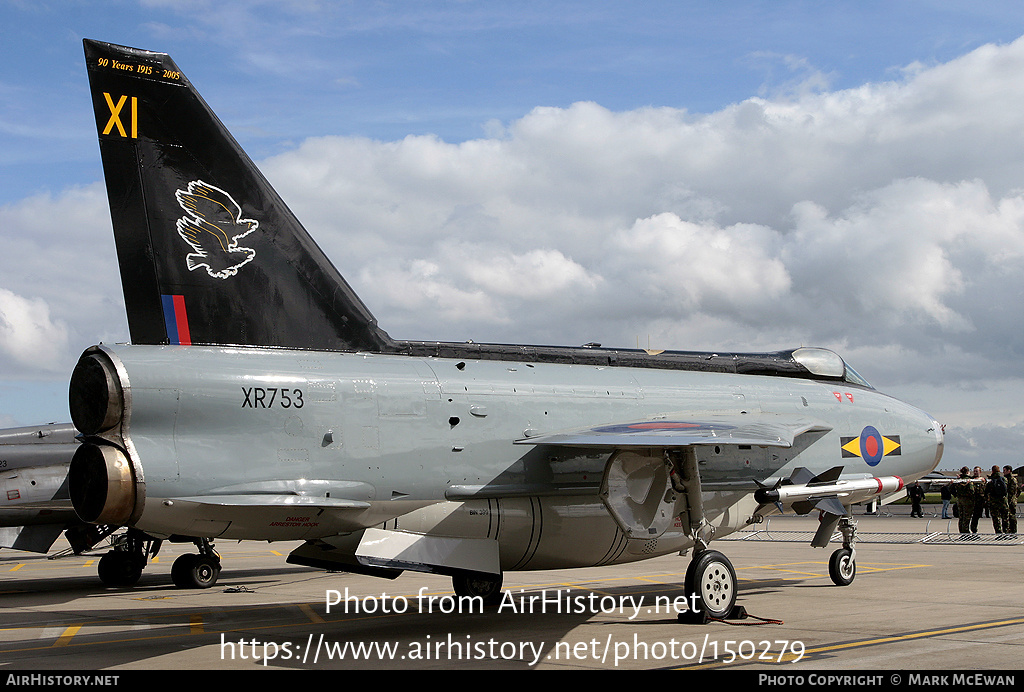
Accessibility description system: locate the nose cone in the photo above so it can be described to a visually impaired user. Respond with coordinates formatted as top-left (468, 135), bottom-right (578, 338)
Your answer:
top-left (930, 417), bottom-right (945, 471)
top-left (885, 398), bottom-right (945, 482)
top-left (907, 409), bottom-right (945, 480)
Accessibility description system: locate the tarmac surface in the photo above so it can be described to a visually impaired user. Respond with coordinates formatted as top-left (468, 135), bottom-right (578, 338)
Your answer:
top-left (1, 507), bottom-right (1021, 673)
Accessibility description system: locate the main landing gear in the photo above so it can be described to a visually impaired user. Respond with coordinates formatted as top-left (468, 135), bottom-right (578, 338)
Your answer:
top-left (666, 448), bottom-right (742, 621)
top-left (170, 539), bottom-right (222, 589)
top-left (452, 572), bottom-right (504, 606)
top-left (96, 529), bottom-right (157, 588)
top-left (684, 548), bottom-right (739, 620)
top-left (94, 529), bottom-right (222, 589)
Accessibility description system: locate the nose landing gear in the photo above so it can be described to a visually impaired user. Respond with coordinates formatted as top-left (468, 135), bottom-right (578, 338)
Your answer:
top-left (828, 517), bottom-right (858, 586)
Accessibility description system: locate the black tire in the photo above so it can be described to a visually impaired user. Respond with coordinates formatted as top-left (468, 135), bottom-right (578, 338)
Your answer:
top-left (170, 553), bottom-right (195, 588)
top-left (829, 548), bottom-right (856, 586)
top-left (97, 550), bottom-right (143, 587)
top-left (685, 550), bottom-right (737, 619)
top-left (171, 553), bottom-right (221, 589)
top-left (452, 573), bottom-right (503, 606)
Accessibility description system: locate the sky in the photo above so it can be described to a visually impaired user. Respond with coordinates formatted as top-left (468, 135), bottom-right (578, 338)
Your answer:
top-left (2, 1), bottom-right (1024, 470)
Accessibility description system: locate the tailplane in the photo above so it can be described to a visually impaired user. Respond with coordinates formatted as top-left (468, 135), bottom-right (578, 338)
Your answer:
top-left (83, 39), bottom-right (393, 351)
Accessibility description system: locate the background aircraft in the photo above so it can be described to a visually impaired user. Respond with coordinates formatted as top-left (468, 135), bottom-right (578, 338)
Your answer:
top-left (66, 39), bottom-right (943, 617)
top-left (0, 423), bottom-right (101, 555)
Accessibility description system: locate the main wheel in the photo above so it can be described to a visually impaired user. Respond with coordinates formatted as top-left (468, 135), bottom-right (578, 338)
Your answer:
top-left (452, 573), bottom-right (503, 606)
top-left (829, 547), bottom-right (856, 586)
top-left (97, 550), bottom-right (143, 587)
top-left (685, 550), bottom-right (737, 619)
top-left (171, 553), bottom-right (221, 588)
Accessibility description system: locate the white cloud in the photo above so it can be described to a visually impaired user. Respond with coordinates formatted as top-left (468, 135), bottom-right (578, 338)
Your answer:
top-left (0, 288), bottom-right (68, 369)
top-left (608, 213), bottom-right (791, 320)
top-left (461, 247), bottom-right (601, 299)
top-left (0, 183), bottom-right (126, 377)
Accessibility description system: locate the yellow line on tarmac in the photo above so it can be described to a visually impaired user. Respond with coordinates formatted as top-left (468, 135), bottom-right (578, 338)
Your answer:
top-left (682, 617), bottom-right (1024, 668)
top-left (800, 617), bottom-right (1024, 658)
top-left (52, 625), bottom-right (82, 647)
top-left (189, 614), bottom-right (204, 634)
top-left (299, 603), bottom-right (325, 624)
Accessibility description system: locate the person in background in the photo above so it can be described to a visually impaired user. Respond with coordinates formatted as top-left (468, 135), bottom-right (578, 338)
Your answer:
top-left (908, 481), bottom-right (925, 517)
top-left (971, 466), bottom-right (986, 532)
top-left (1003, 465), bottom-right (1019, 535)
top-left (985, 465), bottom-right (1010, 534)
top-left (955, 466), bottom-right (977, 534)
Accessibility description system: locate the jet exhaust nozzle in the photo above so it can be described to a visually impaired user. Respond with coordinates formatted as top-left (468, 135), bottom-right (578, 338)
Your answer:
top-left (68, 443), bottom-right (138, 525)
top-left (69, 351), bottom-right (125, 436)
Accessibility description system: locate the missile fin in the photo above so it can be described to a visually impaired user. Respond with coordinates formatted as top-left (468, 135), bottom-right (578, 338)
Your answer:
top-left (815, 496), bottom-right (849, 518)
top-left (808, 466), bottom-right (844, 486)
top-left (788, 467), bottom-right (815, 486)
top-left (791, 500), bottom-right (816, 515)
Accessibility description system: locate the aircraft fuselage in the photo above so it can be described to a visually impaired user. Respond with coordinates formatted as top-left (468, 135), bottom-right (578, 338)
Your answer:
top-left (70, 343), bottom-right (942, 572)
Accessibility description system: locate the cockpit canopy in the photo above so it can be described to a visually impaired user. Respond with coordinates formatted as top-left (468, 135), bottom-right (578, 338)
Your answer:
top-left (792, 347), bottom-right (872, 388)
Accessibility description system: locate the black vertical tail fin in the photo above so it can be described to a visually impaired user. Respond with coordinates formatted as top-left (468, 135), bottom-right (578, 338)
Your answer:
top-left (83, 39), bottom-right (394, 352)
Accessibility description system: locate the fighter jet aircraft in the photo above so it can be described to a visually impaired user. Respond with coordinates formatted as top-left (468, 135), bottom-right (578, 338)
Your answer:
top-left (67, 39), bottom-right (944, 616)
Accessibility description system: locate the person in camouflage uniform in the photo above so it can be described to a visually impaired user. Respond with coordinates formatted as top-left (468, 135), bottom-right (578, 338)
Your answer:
top-left (955, 466), bottom-right (981, 534)
top-left (971, 466), bottom-right (986, 529)
top-left (985, 465), bottom-right (1011, 534)
top-left (1004, 465), bottom-right (1019, 534)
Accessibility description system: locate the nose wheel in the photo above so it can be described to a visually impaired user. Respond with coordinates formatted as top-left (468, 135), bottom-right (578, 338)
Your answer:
top-left (829, 547), bottom-right (856, 586)
top-left (829, 517), bottom-right (858, 586)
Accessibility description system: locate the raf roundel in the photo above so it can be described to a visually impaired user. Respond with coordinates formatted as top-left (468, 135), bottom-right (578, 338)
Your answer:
top-left (859, 425), bottom-right (884, 466)
top-left (840, 426), bottom-right (901, 467)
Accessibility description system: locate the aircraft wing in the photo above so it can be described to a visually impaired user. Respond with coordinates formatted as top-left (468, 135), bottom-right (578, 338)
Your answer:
top-left (514, 413), bottom-right (831, 449)
top-left (448, 415), bottom-right (830, 502)
top-left (509, 413), bottom-right (831, 541)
